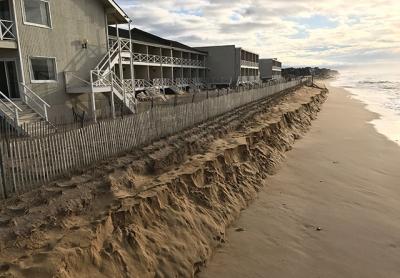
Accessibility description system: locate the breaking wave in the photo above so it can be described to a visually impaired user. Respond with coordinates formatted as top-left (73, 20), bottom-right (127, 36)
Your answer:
top-left (331, 71), bottom-right (400, 145)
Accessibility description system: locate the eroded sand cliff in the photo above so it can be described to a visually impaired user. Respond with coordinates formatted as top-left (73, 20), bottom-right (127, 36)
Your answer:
top-left (0, 85), bottom-right (327, 278)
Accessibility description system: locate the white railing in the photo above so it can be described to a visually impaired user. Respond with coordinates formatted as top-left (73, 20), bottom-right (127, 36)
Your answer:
top-left (131, 52), bottom-right (205, 67)
top-left (0, 90), bottom-right (22, 126)
top-left (133, 79), bottom-right (146, 89)
top-left (20, 83), bottom-right (51, 121)
top-left (240, 60), bottom-right (259, 68)
top-left (153, 78), bottom-right (173, 88)
top-left (128, 79), bottom-right (154, 90)
top-left (128, 78), bottom-right (205, 90)
top-left (94, 39), bottom-right (131, 74)
top-left (161, 56), bottom-right (173, 64)
top-left (174, 78), bottom-right (190, 86)
top-left (111, 73), bottom-right (136, 112)
top-left (94, 40), bottom-right (120, 73)
top-left (109, 37), bottom-right (205, 67)
top-left (91, 70), bottom-right (112, 88)
top-left (123, 79), bottom-right (134, 91)
top-left (132, 52), bottom-right (162, 64)
top-left (0, 19), bottom-right (15, 41)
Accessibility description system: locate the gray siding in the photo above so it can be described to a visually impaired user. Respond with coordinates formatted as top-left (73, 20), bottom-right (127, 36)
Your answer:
top-left (14, 0), bottom-right (109, 120)
top-left (197, 45), bottom-right (237, 83)
top-left (259, 59), bottom-right (273, 79)
top-left (259, 59), bottom-right (282, 80)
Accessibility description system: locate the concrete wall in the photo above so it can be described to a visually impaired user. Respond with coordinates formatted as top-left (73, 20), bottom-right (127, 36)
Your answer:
top-left (197, 45), bottom-right (237, 84)
top-left (13, 0), bottom-right (109, 121)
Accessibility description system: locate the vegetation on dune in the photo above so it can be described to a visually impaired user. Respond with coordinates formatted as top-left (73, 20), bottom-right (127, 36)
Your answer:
top-left (283, 67), bottom-right (339, 79)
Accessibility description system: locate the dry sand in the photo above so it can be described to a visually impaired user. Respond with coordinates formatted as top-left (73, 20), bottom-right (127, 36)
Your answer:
top-left (0, 86), bottom-right (327, 278)
top-left (199, 84), bottom-right (400, 278)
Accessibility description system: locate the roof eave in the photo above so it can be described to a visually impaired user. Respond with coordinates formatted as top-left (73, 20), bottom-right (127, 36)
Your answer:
top-left (104, 0), bottom-right (130, 24)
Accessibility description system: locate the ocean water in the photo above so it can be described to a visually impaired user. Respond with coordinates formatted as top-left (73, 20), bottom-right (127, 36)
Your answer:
top-left (330, 70), bottom-right (400, 146)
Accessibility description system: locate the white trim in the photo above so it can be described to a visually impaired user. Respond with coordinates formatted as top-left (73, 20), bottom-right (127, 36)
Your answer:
top-left (28, 56), bottom-right (58, 83)
top-left (106, 0), bottom-right (129, 23)
top-left (21, 0), bottom-right (53, 29)
top-left (23, 21), bottom-right (52, 29)
top-left (12, 0), bottom-right (26, 101)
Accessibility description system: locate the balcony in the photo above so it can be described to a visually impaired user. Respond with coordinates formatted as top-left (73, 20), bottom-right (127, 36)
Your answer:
top-left (131, 52), bottom-right (205, 68)
top-left (108, 38), bottom-right (206, 68)
top-left (0, 19), bottom-right (17, 49)
top-left (124, 78), bottom-right (206, 91)
top-left (240, 60), bottom-right (259, 68)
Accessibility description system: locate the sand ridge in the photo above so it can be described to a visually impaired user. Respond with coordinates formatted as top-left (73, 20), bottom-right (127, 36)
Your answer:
top-left (199, 84), bottom-right (400, 278)
top-left (0, 85), bottom-right (327, 278)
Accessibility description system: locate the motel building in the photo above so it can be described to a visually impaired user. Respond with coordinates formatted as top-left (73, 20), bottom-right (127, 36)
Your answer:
top-left (259, 58), bottom-right (282, 81)
top-left (107, 26), bottom-right (207, 97)
top-left (196, 45), bottom-right (260, 88)
top-left (0, 0), bottom-right (135, 135)
top-left (0, 0), bottom-right (266, 137)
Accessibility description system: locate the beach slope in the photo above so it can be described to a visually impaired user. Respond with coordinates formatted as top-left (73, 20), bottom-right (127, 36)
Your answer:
top-left (199, 84), bottom-right (400, 278)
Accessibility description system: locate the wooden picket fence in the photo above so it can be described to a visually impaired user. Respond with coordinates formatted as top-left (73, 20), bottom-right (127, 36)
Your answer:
top-left (0, 78), bottom-right (309, 199)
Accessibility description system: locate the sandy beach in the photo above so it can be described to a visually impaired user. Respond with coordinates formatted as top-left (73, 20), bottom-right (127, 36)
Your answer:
top-left (199, 84), bottom-right (400, 278)
top-left (0, 86), bottom-right (327, 277)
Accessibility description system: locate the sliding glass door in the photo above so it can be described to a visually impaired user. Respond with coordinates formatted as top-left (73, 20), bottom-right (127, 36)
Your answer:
top-left (0, 60), bottom-right (20, 99)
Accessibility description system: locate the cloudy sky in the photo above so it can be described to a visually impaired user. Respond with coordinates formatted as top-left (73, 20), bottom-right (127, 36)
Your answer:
top-left (116, 0), bottom-right (400, 69)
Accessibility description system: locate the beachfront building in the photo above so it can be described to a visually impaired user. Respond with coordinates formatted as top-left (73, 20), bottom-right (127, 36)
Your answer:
top-left (260, 58), bottom-right (282, 81)
top-left (196, 45), bottom-right (260, 88)
top-left (108, 26), bottom-right (207, 95)
top-left (0, 0), bottom-right (132, 133)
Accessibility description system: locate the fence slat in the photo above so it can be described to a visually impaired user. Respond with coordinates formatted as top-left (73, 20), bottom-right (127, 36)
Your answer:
top-left (0, 79), bottom-right (308, 198)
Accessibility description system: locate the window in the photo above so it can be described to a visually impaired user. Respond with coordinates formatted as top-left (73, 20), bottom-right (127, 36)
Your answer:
top-left (0, 0), bottom-right (11, 20)
top-left (30, 57), bottom-right (57, 82)
top-left (22, 0), bottom-right (51, 28)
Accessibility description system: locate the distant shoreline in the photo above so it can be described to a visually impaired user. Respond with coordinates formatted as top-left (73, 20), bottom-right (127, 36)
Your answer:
top-left (329, 80), bottom-right (400, 146)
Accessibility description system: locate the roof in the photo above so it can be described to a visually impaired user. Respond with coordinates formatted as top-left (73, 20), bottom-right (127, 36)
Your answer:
top-left (108, 26), bottom-right (207, 55)
top-left (101, 0), bottom-right (130, 24)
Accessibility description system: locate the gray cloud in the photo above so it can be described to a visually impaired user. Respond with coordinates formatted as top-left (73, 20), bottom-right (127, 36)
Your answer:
top-left (116, 0), bottom-right (400, 67)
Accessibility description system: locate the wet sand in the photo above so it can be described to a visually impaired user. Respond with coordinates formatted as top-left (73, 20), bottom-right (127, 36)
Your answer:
top-left (199, 84), bottom-right (400, 278)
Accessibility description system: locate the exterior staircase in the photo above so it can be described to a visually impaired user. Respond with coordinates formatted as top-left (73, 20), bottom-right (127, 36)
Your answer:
top-left (0, 87), bottom-right (53, 136)
top-left (109, 73), bottom-right (137, 112)
top-left (65, 39), bottom-right (138, 117)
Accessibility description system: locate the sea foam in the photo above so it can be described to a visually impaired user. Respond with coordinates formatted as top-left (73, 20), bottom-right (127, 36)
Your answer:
top-left (331, 71), bottom-right (400, 146)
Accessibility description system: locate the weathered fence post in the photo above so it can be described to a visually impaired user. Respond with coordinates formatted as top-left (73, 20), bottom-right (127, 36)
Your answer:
top-left (0, 80), bottom-right (303, 199)
top-left (0, 141), bottom-right (7, 199)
